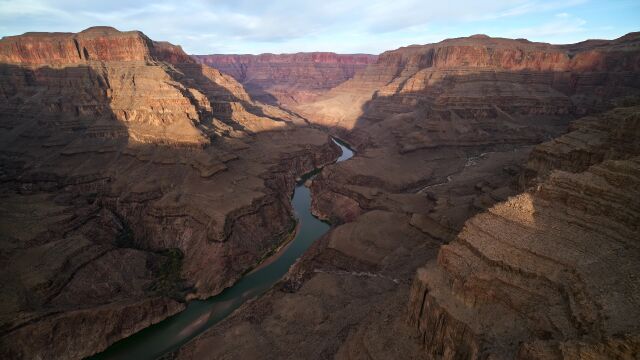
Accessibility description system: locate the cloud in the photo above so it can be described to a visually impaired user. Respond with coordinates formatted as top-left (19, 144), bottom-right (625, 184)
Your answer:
top-left (0, 0), bottom-right (633, 54)
top-left (502, 13), bottom-right (587, 40)
top-left (498, 0), bottom-right (587, 17)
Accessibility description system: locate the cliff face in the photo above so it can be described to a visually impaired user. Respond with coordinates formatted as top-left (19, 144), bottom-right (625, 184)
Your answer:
top-left (0, 26), bottom-right (210, 147)
top-left (298, 33), bottom-right (640, 144)
top-left (1, 26), bottom-right (196, 65)
top-left (175, 33), bottom-right (640, 360)
top-left (524, 106), bottom-right (640, 181)
top-left (407, 106), bottom-right (640, 359)
top-left (193, 52), bottom-right (378, 105)
top-left (3, 26), bottom-right (640, 360)
top-left (304, 33), bottom-right (640, 258)
top-left (0, 27), bottom-right (154, 64)
top-left (0, 27), bottom-right (340, 359)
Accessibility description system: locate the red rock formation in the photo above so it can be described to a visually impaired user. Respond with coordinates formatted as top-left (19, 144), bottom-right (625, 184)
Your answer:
top-left (193, 52), bottom-right (378, 105)
top-left (0, 26), bottom-right (157, 64)
top-left (3, 27), bottom-right (640, 360)
top-left (0, 26), bottom-right (214, 147)
top-left (152, 41), bottom-right (196, 64)
top-left (298, 32), bottom-right (640, 141)
top-left (303, 33), bottom-right (640, 239)
top-left (0, 26), bottom-right (194, 66)
top-left (0, 26), bottom-right (341, 359)
top-left (174, 33), bottom-right (640, 360)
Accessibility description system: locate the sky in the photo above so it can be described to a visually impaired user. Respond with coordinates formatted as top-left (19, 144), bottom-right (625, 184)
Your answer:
top-left (0, 0), bottom-right (638, 55)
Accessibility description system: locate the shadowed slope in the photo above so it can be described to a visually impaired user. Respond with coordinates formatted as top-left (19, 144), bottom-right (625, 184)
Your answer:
top-left (0, 27), bottom-right (340, 359)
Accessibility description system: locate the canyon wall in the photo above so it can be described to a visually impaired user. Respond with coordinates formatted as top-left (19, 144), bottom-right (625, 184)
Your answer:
top-left (297, 33), bottom-right (640, 141)
top-left (193, 52), bottom-right (378, 105)
top-left (408, 106), bottom-right (640, 359)
top-left (176, 33), bottom-right (640, 360)
top-left (2, 26), bottom-right (639, 360)
top-left (304, 32), bottom-right (640, 239)
top-left (0, 27), bottom-right (340, 359)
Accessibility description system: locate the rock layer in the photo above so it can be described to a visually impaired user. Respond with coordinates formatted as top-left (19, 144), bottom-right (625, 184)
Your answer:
top-left (176, 33), bottom-right (640, 360)
top-left (408, 106), bottom-right (640, 359)
top-left (193, 52), bottom-right (377, 105)
top-left (298, 32), bottom-right (640, 142)
top-left (524, 105), bottom-right (640, 182)
top-left (3, 27), bottom-right (640, 360)
top-left (0, 27), bottom-right (340, 359)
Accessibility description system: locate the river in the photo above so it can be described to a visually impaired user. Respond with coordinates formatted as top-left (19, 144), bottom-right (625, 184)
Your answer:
top-left (90, 138), bottom-right (354, 359)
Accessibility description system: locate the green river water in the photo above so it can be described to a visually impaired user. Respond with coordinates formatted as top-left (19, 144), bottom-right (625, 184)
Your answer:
top-left (90, 138), bottom-right (354, 359)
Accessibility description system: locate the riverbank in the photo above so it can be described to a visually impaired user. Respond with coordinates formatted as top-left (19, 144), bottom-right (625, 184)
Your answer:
top-left (89, 138), bottom-right (354, 359)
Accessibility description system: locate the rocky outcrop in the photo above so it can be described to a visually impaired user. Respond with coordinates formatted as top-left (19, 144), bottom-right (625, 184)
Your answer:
top-left (193, 53), bottom-right (377, 105)
top-left (0, 27), bottom-right (156, 64)
top-left (0, 27), bottom-right (208, 147)
top-left (408, 106), bottom-right (640, 359)
top-left (0, 27), bottom-right (341, 359)
top-left (524, 105), bottom-right (640, 182)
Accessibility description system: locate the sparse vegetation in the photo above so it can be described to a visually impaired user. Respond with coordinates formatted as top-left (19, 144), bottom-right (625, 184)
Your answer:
top-left (114, 217), bottom-right (135, 248)
top-left (151, 248), bottom-right (185, 299)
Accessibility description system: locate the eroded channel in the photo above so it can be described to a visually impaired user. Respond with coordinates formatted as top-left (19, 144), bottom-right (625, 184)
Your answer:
top-left (90, 138), bottom-right (354, 359)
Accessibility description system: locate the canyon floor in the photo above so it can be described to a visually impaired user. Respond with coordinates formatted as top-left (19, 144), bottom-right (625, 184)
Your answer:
top-left (1, 27), bottom-right (639, 359)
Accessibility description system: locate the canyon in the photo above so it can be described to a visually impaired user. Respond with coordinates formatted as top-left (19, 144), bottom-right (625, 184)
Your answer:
top-left (0, 26), bottom-right (340, 359)
top-left (177, 33), bottom-right (640, 359)
top-left (194, 53), bottom-right (378, 106)
top-left (0, 26), bottom-right (639, 360)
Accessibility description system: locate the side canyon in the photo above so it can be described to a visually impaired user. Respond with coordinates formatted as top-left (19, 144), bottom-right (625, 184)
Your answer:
top-left (0, 26), bottom-right (639, 360)
top-left (194, 53), bottom-right (378, 106)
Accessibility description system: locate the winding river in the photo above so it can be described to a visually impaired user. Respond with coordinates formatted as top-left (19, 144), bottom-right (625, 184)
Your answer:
top-left (90, 138), bottom-right (354, 360)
